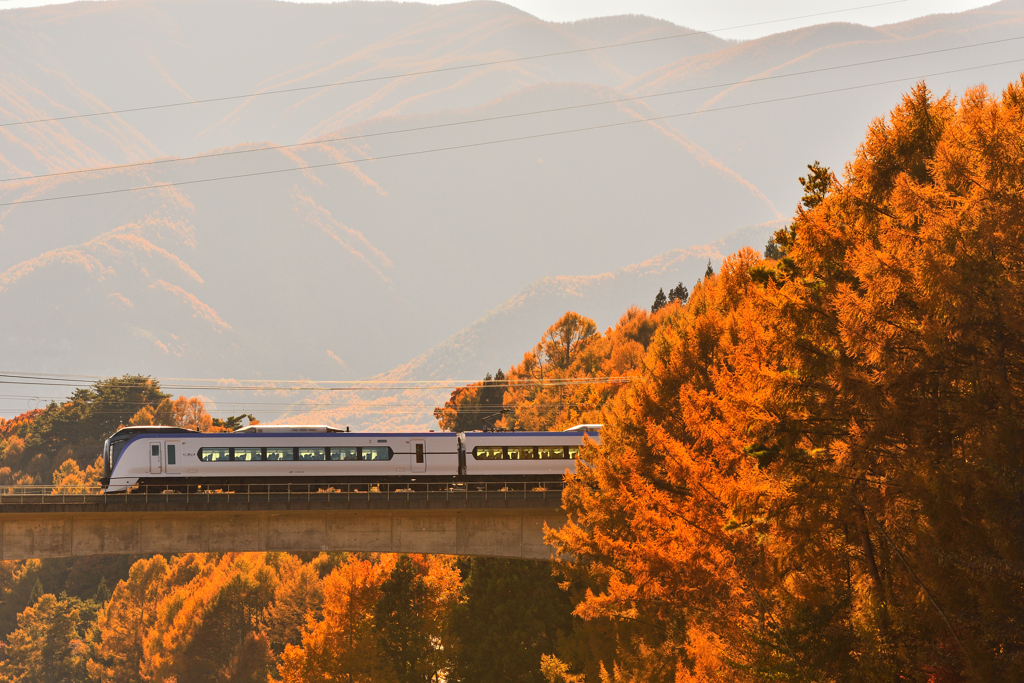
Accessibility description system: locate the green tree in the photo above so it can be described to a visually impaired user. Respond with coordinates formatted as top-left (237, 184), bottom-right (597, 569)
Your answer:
top-left (19, 376), bottom-right (168, 477)
top-left (0, 592), bottom-right (99, 683)
top-left (210, 414), bottom-right (258, 432)
top-left (763, 235), bottom-right (783, 259)
top-left (797, 160), bottom-right (832, 209)
top-left (433, 369), bottom-right (509, 432)
top-left (374, 556), bottom-right (438, 683)
top-left (448, 558), bottom-right (574, 683)
top-left (667, 282), bottom-right (688, 305)
top-left (651, 288), bottom-right (667, 313)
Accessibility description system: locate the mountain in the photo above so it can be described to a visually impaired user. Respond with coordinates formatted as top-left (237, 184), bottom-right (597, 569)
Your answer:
top-left (0, 82), bottom-right (777, 381)
top-left (0, 0), bottom-right (1020, 421)
top-left (280, 222), bottom-right (780, 431)
top-left (0, 0), bottom-right (728, 169)
top-left (629, 1), bottom-right (1024, 210)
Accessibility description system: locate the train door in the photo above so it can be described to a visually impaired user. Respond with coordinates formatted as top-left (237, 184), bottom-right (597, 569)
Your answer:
top-left (149, 442), bottom-right (163, 474)
top-left (165, 441), bottom-right (181, 474)
top-left (411, 439), bottom-right (426, 473)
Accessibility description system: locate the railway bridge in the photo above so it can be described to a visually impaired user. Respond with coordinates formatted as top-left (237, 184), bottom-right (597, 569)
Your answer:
top-left (0, 482), bottom-right (567, 561)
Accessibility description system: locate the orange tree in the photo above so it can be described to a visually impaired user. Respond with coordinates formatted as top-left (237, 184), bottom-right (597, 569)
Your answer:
top-left (546, 79), bottom-right (1024, 681)
top-left (436, 308), bottom-right (658, 434)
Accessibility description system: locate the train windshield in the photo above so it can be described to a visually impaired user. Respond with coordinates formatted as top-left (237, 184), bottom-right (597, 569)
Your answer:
top-left (108, 438), bottom-right (130, 470)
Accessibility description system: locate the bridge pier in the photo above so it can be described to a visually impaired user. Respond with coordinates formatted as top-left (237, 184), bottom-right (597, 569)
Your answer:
top-left (0, 507), bottom-right (567, 560)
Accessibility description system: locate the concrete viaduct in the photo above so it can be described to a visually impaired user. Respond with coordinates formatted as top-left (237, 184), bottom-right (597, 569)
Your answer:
top-left (0, 487), bottom-right (567, 561)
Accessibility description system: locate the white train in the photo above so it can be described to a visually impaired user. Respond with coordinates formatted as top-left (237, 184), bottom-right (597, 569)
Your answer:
top-left (100, 424), bottom-right (602, 492)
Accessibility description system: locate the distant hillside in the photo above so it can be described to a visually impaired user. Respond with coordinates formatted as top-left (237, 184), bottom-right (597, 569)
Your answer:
top-left (630, 1), bottom-right (1024, 209)
top-left (1, 0), bottom-right (1021, 421)
top-left (0, 81), bottom-right (778, 382)
top-left (281, 222), bottom-right (780, 430)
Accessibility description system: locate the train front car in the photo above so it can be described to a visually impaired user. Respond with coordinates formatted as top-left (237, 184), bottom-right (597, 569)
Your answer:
top-left (461, 425), bottom-right (601, 483)
top-left (104, 426), bottom-right (459, 492)
top-left (103, 425), bottom-right (198, 491)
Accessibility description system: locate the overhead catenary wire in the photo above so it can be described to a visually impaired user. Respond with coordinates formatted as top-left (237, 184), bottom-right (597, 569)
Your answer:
top-left (0, 393), bottom-right (595, 406)
top-left (0, 394), bottom-right (608, 408)
top-left (2, 57), bottom-right (1021, 208)
top-left (0, 406), bottom-right (598, 418)
top-left (4, 33), bottom-right (1021, 186)
top-left (0, 0), bottom-right (914, 129)
top-left (0, 371), bottom-right (635, 391)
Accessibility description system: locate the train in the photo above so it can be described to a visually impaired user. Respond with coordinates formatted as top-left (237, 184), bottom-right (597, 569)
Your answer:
top-left (100, 424), bottom-right (602, 492)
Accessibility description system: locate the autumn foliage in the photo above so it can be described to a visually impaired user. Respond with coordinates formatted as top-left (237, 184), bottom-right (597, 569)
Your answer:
top-left (0, 552), bottom-right (575, 683)
top-left (0, 376), bottom-right (255, 488)
top-left (535, 80), bottom-right (1024, 682)
top-left (434, 79), bottom-right (1024, 681)
top-left (436, 307), bottom-right (657, 433)
top-left (1, 78), bottom-right (1022, 682)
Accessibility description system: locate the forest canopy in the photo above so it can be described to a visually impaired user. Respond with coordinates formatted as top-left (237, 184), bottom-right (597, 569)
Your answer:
top-left (438, 79), bottom-right (1024, 681)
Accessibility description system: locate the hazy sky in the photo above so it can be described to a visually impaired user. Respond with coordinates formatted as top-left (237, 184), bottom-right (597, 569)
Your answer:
top-left (443, 0), bottom-right (997, 39)
top-left (0, 0), bottom-right (998, 39)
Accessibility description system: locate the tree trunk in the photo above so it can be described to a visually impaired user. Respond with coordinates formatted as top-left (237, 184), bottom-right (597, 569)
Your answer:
top-left (855, 502), bottom-right (889, 629)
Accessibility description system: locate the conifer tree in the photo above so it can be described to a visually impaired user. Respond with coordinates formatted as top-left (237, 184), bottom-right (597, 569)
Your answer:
top-left (763, 235), bottom-right (783, 259)
top-left (667, 282), bottom-right (688, 304)
top-left (545, 78), bottom-right (1024, 682)
top-left (650, 288), bottom-right (667, 313)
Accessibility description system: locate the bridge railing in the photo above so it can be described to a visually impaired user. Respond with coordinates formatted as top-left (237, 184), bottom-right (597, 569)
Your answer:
top-left (0, 481), bottom-right (565, 507)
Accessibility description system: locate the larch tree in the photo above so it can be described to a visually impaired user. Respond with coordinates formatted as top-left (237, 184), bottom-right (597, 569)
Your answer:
top-left (545, 78), bottom-right (1024, 682)
top-left (448, 558), bottom-right (574, 683)
top-left (266, 554), bottom-right (324, 655)
top-left (0, 592), bottom-right (99, 683)
top-left (92, 555), bottom-right (172, 683)
top-left (141, 554), bottom-right (277, 683)
top-left (278, 554), bottom-right (398, 683)
top-left (171, 396), bottom-right (213, 432)
top-left (754, 79), bottom-right (1024, 680)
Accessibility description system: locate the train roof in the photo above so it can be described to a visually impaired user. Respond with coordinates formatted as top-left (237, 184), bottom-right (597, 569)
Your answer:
top-left (565, 424), bottom-right (603, 432)
top-left (109, 426), bottom-right (197, 440)
top-left (108, 425), bottom-right (601, 440)
top-left (234, 425), bottom-right (343, 433)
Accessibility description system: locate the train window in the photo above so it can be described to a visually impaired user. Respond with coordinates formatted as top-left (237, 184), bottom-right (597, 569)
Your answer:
top-left (329, 447), bottom-right (359, 461)
top-left (110, 440), bottom-right (129, 468)
top-left (538, 446), bottom-right (565, 459)
top-left (167, 444), bottom-right (176, 465)
top-left (473, 446), bottom-right (574, 460)
top-left (266, 447), bottom-right (294, 461)
top-left (472, 446), bottom-right (504, 460)
top-left (507, 446), bottom-right (536, 460)
top-left (234, 447), bottom-right (261, 462)
top-left (362, 447), bottom-right (392, 461)
top-left (199, 447), bottom-right (231, 462)
top-left (298, 447), bottom-right (325, 461)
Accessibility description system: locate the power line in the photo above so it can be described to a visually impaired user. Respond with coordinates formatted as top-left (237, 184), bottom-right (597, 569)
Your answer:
top-left (0, 370), bottom-right (628, 384)
top-left (2, 57), bottom-right (1020, 208)
top-left (0, 371), bottom-right (633, 391)
top-left (0, 406), bottom-right (598, 418)
top-left (4, 34), bottom-right (1019, 186)
top-left (0, 0), bottom-right (913, 129)
top-left (0, 380), bottom-right (629, 391)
